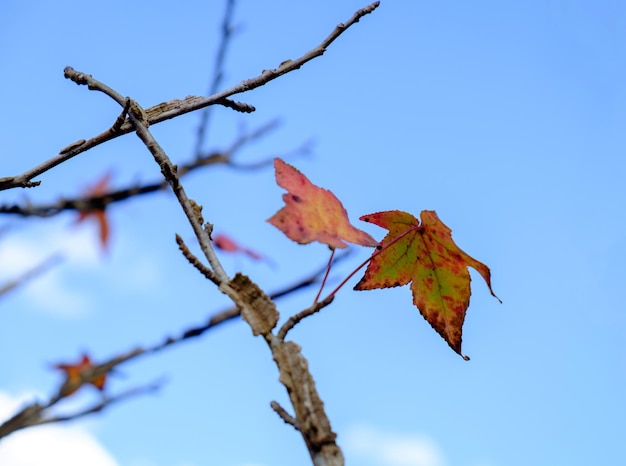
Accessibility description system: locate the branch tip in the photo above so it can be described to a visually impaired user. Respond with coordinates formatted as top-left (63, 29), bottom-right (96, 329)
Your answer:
top-left (270, 400), bottom-right (301, 431)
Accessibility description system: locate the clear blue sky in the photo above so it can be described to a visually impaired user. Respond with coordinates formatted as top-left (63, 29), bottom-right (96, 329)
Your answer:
top-left (1, 1), bottom-right (625, 465)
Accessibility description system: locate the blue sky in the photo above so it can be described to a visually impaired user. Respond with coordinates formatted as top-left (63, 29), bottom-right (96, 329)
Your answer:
top-left (1, 1), bottom-right (625, 465)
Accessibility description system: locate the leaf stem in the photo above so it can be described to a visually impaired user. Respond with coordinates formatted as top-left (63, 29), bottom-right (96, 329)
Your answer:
top-left (313, 248), bottom-right (335, 304)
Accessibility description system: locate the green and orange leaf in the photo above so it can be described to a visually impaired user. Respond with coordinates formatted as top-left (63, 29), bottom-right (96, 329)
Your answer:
top-left (267, 158), bottom-right (377, 249)
top-left (354, 210), bottom-right (500, 359)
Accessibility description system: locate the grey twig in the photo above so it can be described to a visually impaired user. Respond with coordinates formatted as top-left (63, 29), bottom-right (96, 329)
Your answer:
top-left (125, 97), bottom-right (229, 283)
top-left (270, 400), bottom-right (301, 431)
top-left (176, 234), bottom-right (220, 285)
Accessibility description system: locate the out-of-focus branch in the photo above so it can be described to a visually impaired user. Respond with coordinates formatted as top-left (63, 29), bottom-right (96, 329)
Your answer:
top-left (0, 347), bottom-right (147, 439)
top-left (37, 381), bottom-right (163, 427)
top-left (0, 1), bottom-right (379, 192)
top-left (194, 0), bottom-right (238, 159)
top-left (0, 254), bottom-right (63, 299)
top-left (0, 120), bottom-right (310, 218)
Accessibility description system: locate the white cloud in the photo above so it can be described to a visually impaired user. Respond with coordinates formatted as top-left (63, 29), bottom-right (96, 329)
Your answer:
top-left (0, 221), bottom-right (165, 317)
top-left (27, 268), bottom-right (92, 317)
top-left (0, 391), bottom-right (119, 466)
top-left (343, 424), bottom-right (446, 466)
top-left (127, 459), bottom-right (200, 466)
top-left (0, 227), bottom-right (97, 317)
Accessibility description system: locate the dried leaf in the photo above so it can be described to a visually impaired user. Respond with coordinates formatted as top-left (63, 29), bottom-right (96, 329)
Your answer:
top-left (355, 210), bottom-right (500, 359)
top-left (268, 158), bottom-right (377, 249)
top-left (213, 233), bottom-right (264, 261)
top-left (55, 354), bottom-right (106, 396)
top-left (75, 172), bottom-right (112, 251)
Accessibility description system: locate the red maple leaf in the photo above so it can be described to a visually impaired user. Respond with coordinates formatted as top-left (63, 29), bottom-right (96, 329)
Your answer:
top-left (355, 210), bottom-right (500, 359)
top-left (213, 233), bottom-right (265, 261)
top-left (267, 158), bottom-right (377, 249)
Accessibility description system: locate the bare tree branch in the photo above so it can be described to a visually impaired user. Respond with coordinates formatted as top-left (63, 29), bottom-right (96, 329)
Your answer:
top-left (0, 1), bottom-right (380, 192)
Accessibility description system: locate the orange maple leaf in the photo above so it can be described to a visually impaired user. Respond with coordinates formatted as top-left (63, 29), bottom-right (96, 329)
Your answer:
top-left (75, 172), bottom-right (112, 251)
top-left (54, 354), bottom-right (107, 396)
top-left (354, 210), bottom-right (500, 359)
top-left (267, 158), bottom-right (378, 249)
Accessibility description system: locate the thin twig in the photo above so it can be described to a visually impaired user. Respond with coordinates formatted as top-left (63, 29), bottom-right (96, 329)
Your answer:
top-left (194, 0), bottom-right (238, 159)
top-left (277, 294), bottom-right (335, 341)
top-left (127, 98), bottom-right (229, 283)
top-left (270, 400), bottom-right (301, 431)
top-left (175, 234), bottom-right (220, 285)
top-left (1, 183), bottom-right (163, 217)
top-left (34, 380), bottom-right (163, 427)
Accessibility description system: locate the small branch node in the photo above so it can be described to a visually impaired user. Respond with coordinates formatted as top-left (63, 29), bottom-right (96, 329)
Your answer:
top-left (59, 139), bottom-right (87, 155)
top-left (188, 199), bottom-right (204, 224)
top-left (218, 98), bottom-right (255, 113)
top-left (204, 222), bottom-right (214, 239)
top-left (112, 98), bottom-right (131, 133)
top-left (128, 99), bottom-right (149, 126)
